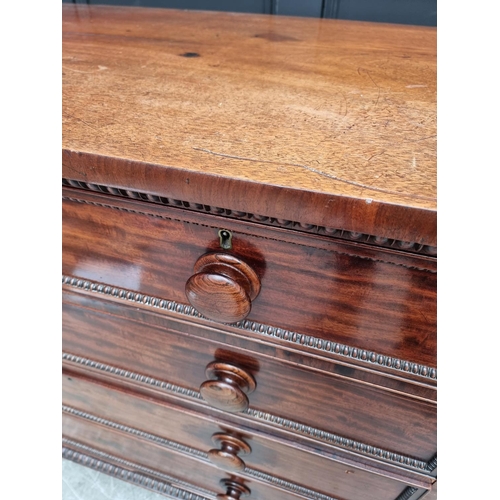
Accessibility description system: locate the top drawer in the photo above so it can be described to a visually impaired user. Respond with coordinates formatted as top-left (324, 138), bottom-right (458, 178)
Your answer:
top-left (62, 186), bottom-right (436, 378)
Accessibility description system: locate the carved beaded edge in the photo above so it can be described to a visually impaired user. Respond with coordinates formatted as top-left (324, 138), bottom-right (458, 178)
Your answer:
top-left (62, 351), bottom-right (434, 472)
top-left (62, 440), bottom-right (215, 500)
top-left (243, 467), bottom-right (338, 500)
top-left (62, 194), bottom-right (435, 274)
top-left (62, 178), bottom-right (437, 256)
top-left (426, 455), bottom-right (437, 476)
top-left (62, 274), bottom-right (437, 381)
top-left (62, 406), bottom-right (339, 500)
top-left (63, 405), bottom-right (207, 459)
top-left (395, 486), bottom-right (422, 500)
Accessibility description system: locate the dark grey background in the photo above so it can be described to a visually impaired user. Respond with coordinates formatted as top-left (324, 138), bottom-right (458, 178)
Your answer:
top-left (62, 0), bottom-right (437, 26)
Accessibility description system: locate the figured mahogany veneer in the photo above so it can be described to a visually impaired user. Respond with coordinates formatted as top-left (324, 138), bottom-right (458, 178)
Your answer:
top-left (62, 5), bottom-right (436, 246)
top-left (62, 189), bottom-right (436, 371)
top-left (63, 413), bottom-right (292, 500)
top-left (62, 293), bottom-right (436, 463)
top-left (62, 5), bottom-right (436, 499)
top-left (62, 372), bottom-right (432, 500)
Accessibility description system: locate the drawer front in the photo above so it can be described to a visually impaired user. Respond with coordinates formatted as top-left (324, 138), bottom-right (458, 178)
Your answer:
top-left (62, 188), bottom-right (437, 372)
top-left (63, 412), bottom-right (299, 500)
top-left (63, 372), bottom-right (426, 500)
top-left (62, 294), bottom-right (437, 464)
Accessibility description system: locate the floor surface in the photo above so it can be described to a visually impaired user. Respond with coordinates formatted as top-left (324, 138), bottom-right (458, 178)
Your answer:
top-left (63, 459), bottom-right (167, 500)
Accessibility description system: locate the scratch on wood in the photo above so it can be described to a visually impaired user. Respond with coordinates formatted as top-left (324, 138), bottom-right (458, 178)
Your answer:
top-left (63, 112), bottom-right (99, 132)
top-left (358, 67), bottom-right (381, 106)
top-left (367, 150), bottom-right (386, 162)
top-left (62, 65), bottom-right (97, 75)
top-left (399, 135), bottom-right (437, 144)
top-left (338, 91), bottom-right (348, 117)
top-left (63, 156), bottom-right (88, 179)
top-left (192, 147), bottom-right (436, 201)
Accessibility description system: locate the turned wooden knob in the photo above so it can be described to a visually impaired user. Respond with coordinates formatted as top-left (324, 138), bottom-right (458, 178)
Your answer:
top-left (216, 479), bottom-right (250, 500)
top-left (200, 362), bottom-right (256, 413)
top-left (208, 433), bottom-right (251, 472)
top-left (185, 252), bottom-right (260, 323)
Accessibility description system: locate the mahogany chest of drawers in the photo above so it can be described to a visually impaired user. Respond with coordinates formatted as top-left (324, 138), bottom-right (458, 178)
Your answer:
top-left (62, 5), bottom-right (437, 500)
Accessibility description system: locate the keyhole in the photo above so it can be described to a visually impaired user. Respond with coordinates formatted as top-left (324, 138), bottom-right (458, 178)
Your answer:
top-left (219, 229), bottom-right (233, 250)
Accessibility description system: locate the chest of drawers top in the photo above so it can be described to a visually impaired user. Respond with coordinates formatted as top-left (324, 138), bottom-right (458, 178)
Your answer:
top-left (62, 4), bottom-right (436, 249)
top-left (62, 7), bottom-right (437, 499)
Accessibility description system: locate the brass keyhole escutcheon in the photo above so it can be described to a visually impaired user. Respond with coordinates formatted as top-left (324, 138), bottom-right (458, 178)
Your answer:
top-left (219, 229), bottom-right (233, 250)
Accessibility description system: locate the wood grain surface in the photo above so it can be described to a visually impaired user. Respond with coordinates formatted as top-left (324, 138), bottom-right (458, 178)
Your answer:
top-left (217, 479), bottom-right (250, 500)
top-left (200, 362), bottom-right (257, 413)
top-left (186, 252), bottom-right (261, 323)
top-left (62, 5), bottom-right (436, 245)
top-left (62, 372), bottom-right (431, 499)
top-left (62, 189), bottom-right (437, 369)
top-left (63, 286), bottom-right (437, 401)
top-left (62, 296), bottom-right (437, 462)
top-left (63, 413), bottom-right (298, 500)
top-left (61, 8), bottom-right (437, 496)
top-left (208, 433), bottom-right (251, 472)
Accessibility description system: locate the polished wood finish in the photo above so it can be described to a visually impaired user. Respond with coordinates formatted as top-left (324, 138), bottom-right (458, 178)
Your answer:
top-left (63, 413), bottom-right (298, 500)
top-left (208, 433), bottom-right (251, 472)
top-left (62, 5), bottom-right (436, 246)
top-left (62, 294), bottom-right (436, 462)
top-left (63, 279), bottom-right (436, 400)
top-left (62, 190), bottom-right (436, 370)
top-left (186, 252), bottom-right (261, 323)
top-left (422, 480), bottom-right (437, 499)
top-left (62, 6), bottom-right (436, 499)
top-left (62, 372), bottom-right (431, 499)
top-left (194, 253), bottom-right (261, 302)
top-left (217, 480), bottom-right (251, 500)
top-left (201, 362), bottom-right (257, 413)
